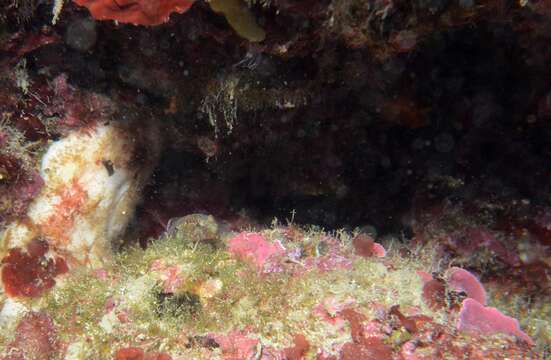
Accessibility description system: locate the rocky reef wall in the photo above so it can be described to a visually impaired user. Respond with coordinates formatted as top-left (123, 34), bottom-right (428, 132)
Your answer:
top-left (0, 0), bottom-right (550, 358)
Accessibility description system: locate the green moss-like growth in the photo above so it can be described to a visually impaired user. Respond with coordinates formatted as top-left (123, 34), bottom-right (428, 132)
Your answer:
top-left (6, 223), bottom-right (447, 358)
top-left (43, 269), bottom-right (112, 339)
top-left (4, 219), bottom-right (546, 357)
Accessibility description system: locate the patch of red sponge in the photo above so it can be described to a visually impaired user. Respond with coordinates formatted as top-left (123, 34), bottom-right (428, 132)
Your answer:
top-left (72, 0), bottom-right (194, 26)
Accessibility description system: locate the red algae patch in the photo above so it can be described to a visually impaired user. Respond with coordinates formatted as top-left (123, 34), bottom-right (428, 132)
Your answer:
top-left (1, 239), bottom-right (68, 298)
top-left (457, 298), bottom-right (534, 346)
top-left (283, 334), bottom-right (310, 360)
top-left (72, 0), bottom-right (194, 26)
top-left (422, 279), bottom-right (446, 310)
top-left (352, 234), bottom-right (386, 258)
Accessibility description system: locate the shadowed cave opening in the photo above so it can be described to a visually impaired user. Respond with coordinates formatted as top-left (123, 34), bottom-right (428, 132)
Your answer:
top-left (128, 22), bottom-right (551, 245)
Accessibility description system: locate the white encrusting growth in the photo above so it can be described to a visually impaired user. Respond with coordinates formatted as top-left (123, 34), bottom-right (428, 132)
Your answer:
top-left (1, 121), bottom-right (160, 267)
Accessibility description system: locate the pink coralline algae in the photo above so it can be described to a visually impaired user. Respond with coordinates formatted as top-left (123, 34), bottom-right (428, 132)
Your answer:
top-left (422, 278), bottom-right (446, 310)
top-left (419, 267), bottom-right (487, 310)
top-left (418, 268), bottom-right (535, 347)
top-left (6, 312), bottom-right (59, 360)
top-left (228, 232), bottom-right (285, 271)
top-left (445, 267), bottom-right (487, 305)
top-left (339, 308), bottom-right (393, 360)
top-left (457, 298), bottom-right (534, 346)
